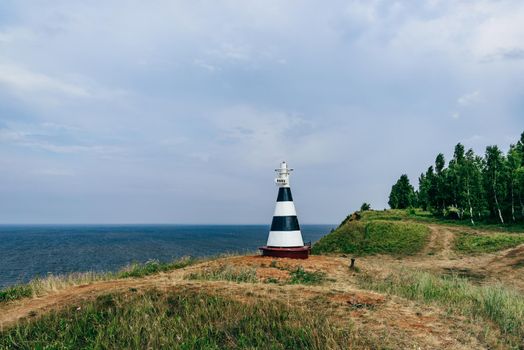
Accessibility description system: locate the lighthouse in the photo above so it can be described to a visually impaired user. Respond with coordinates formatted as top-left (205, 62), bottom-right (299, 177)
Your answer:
top-left (259, 161), bottom-right (310, 259)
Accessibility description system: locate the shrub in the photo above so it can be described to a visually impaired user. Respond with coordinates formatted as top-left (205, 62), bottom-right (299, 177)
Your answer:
top-left (360, 203), bottom-right (371, 211)
top-left (118, 257), bottom-right (195, 278)
top-left (0, 284), bottom-right (32, 302)
top-left (288, 267), bottom-right (326, 285)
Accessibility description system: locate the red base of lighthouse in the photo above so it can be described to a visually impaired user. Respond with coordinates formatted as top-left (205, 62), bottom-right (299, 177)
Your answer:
top-left (259, 246), bottom-right (310, 259)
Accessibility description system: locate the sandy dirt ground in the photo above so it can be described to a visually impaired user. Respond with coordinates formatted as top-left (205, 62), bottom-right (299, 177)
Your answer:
top-left (1, 224), bottom-right (523, 349)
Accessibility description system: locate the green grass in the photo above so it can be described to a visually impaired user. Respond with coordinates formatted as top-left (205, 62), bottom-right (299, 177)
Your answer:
top-left (312, 220), bottom-right (429, 256)
top-left (0, 285), bottom-right (32, 303)
top-left (185, 265), bottom-right (258, 283)
top-left (405, 209), bottom-right (524, 233)
top-left (288, 267), bottom-right (326, 285)
top-left (118, 257), bottom-right (195, 278)
top-left (343, 209), bottom-right (524, 233)
top-left (0, 289), bottom-right (354, 349)
top-left (454, 233), bottom-right (524, 254)
top-left (0, 271), bottom-right (114, 304)
top-left (0, 257), bottom-right (198, 305)
top-left (186, 264), bottom-right (328, 286)
top-left (357, 269), bottom-right (524, 347)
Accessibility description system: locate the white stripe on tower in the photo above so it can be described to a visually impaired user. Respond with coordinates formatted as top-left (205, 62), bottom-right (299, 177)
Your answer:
top-left (267, 230), bottom-right (303, 247)
top-left (273, 202), bottom-right (297, 217)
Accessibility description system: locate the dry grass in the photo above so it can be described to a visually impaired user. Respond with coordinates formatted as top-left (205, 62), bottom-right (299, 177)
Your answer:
top-left (185, 264), bottom-right (259, 283)
top-left (0, 271), bottom-right (114, 303)
top-left (0, 257), bottom-right (198, 304)
top-left (0, 288), bottom-right (358, 349)
top-left (357, 268), bottom-right (524, 348)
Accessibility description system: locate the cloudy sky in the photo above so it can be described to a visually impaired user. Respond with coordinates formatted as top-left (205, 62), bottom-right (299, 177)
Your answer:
top-left (0, 1), bottom-right (523, 224)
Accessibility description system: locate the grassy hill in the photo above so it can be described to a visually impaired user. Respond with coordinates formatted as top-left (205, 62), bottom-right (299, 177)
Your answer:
top-left (312, 211), bottom-right (429, 256)
top-left (313, 209), bottom-right (524, 256)
top-left (1, 209), bottom-right (524, 349)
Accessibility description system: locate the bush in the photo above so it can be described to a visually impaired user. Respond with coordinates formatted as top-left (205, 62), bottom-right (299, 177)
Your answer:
top-left (288, 267), bottom-right (326, 285)
top-left (360, 203), bottom-right (371, 211)
top-left (118, 257), bottom-right (195, 278)
top-left (444, 206), bottom-right (461, 220)
top-left (0, 284), bottom-right (32, 303)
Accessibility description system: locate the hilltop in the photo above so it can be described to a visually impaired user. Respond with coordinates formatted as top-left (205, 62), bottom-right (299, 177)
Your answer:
top-left (1, 210), bottom-right (523, 349)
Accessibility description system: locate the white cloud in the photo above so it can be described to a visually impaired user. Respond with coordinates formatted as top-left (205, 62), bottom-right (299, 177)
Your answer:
top-left (193, 59), bottom-right (217, 72)
top-left (34, 168), bottom-right (75, 176)
top-left (0, 1), bottom-right (523, 222)
top-left (458, 91), bottom-right (480, 106)
top-left (472, 3), bottom-right (524, 61)
top-left (0, 126), bottom-right (121, 156)
top-left (0, 63), bottom-right (89, 97)
top-left (214, 105), bottom-right (344, 167)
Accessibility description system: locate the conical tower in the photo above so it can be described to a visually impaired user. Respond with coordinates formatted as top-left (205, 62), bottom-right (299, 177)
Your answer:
top-left (259, 161), bottom-right (310, 259)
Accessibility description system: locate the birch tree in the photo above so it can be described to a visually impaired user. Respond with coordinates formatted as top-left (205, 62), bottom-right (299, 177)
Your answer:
top-left (484, 146), bottom-right (507, 224)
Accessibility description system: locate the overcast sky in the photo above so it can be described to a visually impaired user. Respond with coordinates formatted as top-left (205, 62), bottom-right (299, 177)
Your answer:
top-left (0, 1), bottom-right (523, 224)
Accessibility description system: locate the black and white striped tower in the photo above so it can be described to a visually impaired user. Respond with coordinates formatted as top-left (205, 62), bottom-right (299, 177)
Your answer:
top-left (259, 161), bottom-right (310, 259)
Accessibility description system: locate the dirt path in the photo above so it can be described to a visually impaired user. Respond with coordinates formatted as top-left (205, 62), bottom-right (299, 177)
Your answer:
top-left (420, 224), bottom-right (456, 259)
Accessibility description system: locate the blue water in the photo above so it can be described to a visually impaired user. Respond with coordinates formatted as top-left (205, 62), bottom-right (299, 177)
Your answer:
top-left (0, 224), bottom-right (334, 289)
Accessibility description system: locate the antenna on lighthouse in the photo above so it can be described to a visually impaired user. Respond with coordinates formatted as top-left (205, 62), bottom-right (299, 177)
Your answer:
top-left (259, 161), bottom-right (310, 259)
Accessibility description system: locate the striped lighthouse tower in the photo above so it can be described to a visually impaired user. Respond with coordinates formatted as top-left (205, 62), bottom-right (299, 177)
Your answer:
top-left (259, 161), bottom-right (310, 259)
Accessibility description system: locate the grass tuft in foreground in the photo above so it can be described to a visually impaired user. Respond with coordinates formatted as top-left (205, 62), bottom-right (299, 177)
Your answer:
top-left (186, 264), bottom-right (327, 286)
top-left (454, 233), bottom-right (524, 254)
top-left (185, 264), bottom-right (258, 283)
top-left (117, 257), bottom-right (195, 278)
top-left (288, 267), bottom-right (326, 285)
top-left (357, 269), bottom-right (524, 347)
top-left (0, 289), bottom-right (353, 349)
top-left (0, 285), bottom-right (32, 303)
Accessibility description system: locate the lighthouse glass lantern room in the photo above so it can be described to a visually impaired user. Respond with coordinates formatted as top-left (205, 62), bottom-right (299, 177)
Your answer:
top-left (259, 161), bottom-right (310, 259)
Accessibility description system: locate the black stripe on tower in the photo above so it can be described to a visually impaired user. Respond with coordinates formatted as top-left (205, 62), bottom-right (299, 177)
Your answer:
top-left (270, 216), bottom-right (300, 231)
top-left (276, 187), bottom-right (293, 202)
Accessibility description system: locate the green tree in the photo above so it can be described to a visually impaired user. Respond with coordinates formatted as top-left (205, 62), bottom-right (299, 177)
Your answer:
top-left (389, 174), bottom-right (416, 209)
top-left (484, 146), bottom-right (507, 224)
top-left (434, 153), bottom-right (449, 214)
top-left (507, 145), bottom-right (521, 222)
top-left (516, 132), bottom-right (524, 220)
top-left (360, 202), bottom-right (371, 211)
top-left (448, 143), bottom-right (466, 218)
top-left (462, 149), bottom-right (485, 224)
top-left (517, 167), bottom-right (524, 219)
top-left (417, 172), bottom-right (429, 211)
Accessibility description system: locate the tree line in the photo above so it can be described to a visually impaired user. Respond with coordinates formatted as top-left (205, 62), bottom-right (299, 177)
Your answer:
top-left (388, 132), bottom-right (524, 224)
